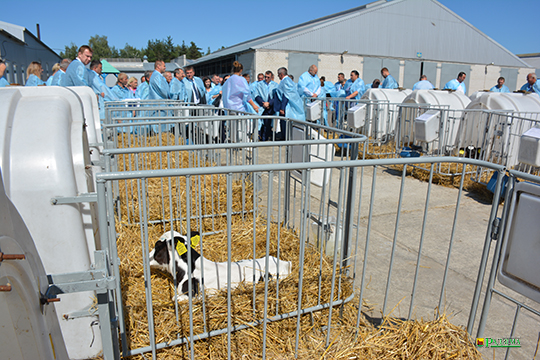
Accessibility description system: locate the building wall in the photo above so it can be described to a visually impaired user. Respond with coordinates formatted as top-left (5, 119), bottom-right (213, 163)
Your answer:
top-left (254, 50), bottom-right (288, 78)
top-left (318, 53), bottom-right (363, 83)
top-left (0, 32), bottom-right (60, 85)
top-left (253, 49), bottom-right (530, 95)
top-left (469, 64), bottom-right (500, 93)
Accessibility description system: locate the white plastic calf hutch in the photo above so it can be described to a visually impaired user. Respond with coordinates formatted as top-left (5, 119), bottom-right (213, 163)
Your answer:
top-left (456, 92), bottom-right (540, 171)
top-left (68, 86), bottom-right (104, 166)
top-left (0, 169), bottom-right (69, 360)
top-left (0, 87), bottom-right (102, 359)
top-left (398, 90), bottom-right (471, 154)
top-left (361, 88), bottom-right (412, 141)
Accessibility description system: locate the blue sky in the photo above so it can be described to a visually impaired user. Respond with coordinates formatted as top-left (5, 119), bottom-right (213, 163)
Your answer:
top-left (2, 0), bottom-right (538, 56)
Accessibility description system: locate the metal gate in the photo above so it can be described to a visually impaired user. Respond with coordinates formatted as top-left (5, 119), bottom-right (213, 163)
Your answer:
top-left (62, 101), bottom-right (540, 359)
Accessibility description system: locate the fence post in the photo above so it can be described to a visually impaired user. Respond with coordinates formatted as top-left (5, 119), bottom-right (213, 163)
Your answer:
top-left (95, 250), bottom-right (120, 360)
top-left (342, 142), bottom-right (358, 268)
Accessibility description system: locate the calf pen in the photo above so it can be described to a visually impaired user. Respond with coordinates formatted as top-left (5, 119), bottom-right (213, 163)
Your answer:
top-left (90, 108), bottom-right (540, 359)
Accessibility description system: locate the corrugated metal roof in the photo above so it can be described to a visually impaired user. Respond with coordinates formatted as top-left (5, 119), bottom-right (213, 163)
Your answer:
top-left (0, 20), bottom-right (25, 43)
top-left (191, 0), bottom-right (529, 68)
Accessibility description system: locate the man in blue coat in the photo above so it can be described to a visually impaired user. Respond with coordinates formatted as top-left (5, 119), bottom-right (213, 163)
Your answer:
top-left (298, 65), bottom-right (321, 98)
top-left (149, 60), bottom-right (170, 100)
top-left (182, 65), bottom-right (205, 104)
top-left (135, 71), bottom-right (152, 99)
top-left (169, 68), bottom-right (185, 101)
top-left (88, 60), bottom-right (118, 120)
top-left (490, 77), bottom-right (510, 93)
top-left (443, 72), bottom-right (467, 94)
top-left (345, 70), bottom-right (366, 100)
top-left (274, 67), bottom-right (305, 139)
top-left (62, 45), bottom-right (93, 87)
top-left (110, 73), bottom-right (133, 100)
top-left (413, 75), bottom-right (434, 90)
top-left (380, 67), bottom-right (399, 89)
top-left (148, 60), bottom-right (171, 132)
top-left (520, 73), bottom-right (540, 94)
top-left (51, 59), bottom-right (71, 86)
top-left (255, 70), bottom-right (279, 140)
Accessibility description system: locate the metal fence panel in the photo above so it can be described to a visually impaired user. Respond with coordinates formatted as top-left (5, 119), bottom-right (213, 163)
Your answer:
top-left (84, 102), bottom-right (540, 359)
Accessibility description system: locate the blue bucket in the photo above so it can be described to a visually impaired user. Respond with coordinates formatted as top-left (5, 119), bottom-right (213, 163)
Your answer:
top-left (400, 147), bottom-right (421, 158)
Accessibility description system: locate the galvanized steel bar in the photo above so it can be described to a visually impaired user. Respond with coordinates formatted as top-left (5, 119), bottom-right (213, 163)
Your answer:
top-left (476, 174), bottom-right (515, 338)
top-left (294, 169), bottom-right (310, 358)
top-left (408, 162), bottom-right (434, 320)
top-left (438, 163), bottom-right (466, 313)
top-left (504, 305), bottom-right (521, 360)
top-left (382, 164), bottom-right (407, 316)
top-left (139, 178), bottom-right (157, 359)
top-left (185, 175), bottom-right (195, 360)
top-left (262, 170), bottom-right (274, 360)
top-left (325, 167), bottom-right (346, 347)
top-left (226, 173), bottom-right (233, 360)
top-left (467, 168), bottom-right (506, 334)
top-left (356, 165), bottom-right (378, 330)
top-left (96, 157), bottom-right (506, 182)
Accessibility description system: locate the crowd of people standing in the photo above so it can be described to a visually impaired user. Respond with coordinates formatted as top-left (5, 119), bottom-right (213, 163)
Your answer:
top-left (1, 44), bottom-right (539, 139)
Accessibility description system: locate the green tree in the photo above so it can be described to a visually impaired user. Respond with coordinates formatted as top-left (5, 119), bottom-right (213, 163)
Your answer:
top-left (60, 42), bottom-right (78, 59)
top-left (174, 40), bottom-right (188, 57)
top-left (186, 41), bottom-right (203, 59)
top-left (206, 47), bottom-right (211, 56)
top-left (88, 35), bottom-right (118, 60)
top-left (144, 36), bottom-right (178, 62)
top-left (119, 44), bottom-right (142, 59)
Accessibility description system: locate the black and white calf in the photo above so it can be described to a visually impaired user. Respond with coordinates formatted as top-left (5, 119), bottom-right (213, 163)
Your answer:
top-left (149, 230), bottom-right (292, 301)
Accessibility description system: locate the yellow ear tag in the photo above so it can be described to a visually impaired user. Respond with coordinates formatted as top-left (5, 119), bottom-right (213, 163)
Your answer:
top-left (175, 235), bottom-right (200, 257)
top-left (190, 235), bottom-right (200, 248)
top-left (175, 242), bottom-right (188, 256)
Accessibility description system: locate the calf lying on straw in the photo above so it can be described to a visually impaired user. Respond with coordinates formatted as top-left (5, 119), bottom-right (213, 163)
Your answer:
top-left (149, 230), bottom-right (292, 302)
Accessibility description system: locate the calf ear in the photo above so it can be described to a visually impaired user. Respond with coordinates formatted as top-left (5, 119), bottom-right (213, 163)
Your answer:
top-left (189, 231), bottom-right (200, 238)
top-left (153, 240), bottom-right (170, 265)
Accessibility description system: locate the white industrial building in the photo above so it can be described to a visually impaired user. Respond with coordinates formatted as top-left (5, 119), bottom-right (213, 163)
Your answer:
top-left (518, 53), bottom-right (540, 77)
top-left (190, 0), bottom-right (534, 94)
top-left (0, 20), bottom-right (61, 85)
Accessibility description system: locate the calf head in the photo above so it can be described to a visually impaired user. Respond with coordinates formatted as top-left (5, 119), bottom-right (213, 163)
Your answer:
top-left (149, 230), bottom-right (201, 300)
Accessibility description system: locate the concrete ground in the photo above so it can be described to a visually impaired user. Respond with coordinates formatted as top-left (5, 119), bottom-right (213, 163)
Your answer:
top-left (254, 144), bottom-right (539, 359)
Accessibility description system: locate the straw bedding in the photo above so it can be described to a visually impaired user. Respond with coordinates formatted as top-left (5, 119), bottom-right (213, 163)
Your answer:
top-left (105, 133), bottom-right (482, 359)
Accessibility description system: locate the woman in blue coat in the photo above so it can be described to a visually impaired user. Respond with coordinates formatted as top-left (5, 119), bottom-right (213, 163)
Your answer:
top-left (25, 61), bottom-right (45, 86)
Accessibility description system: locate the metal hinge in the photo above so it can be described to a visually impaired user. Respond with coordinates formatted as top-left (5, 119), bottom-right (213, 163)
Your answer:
top-left (491, 217), bottom-right (501, 241)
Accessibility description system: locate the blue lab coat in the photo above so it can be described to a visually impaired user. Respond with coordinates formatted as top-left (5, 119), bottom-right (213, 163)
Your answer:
top-left (148, 70), bottom-right (170, 100)
top-left (182, 76), bottom-right (205, 104)
top-left (298, 71), bottom-right (321, 97)
top-left (222, 74), bottom-right (252, 112)
top-left (490, 84), bottom-right (510, 93)
top-left (25, 74), bottom-right (45, 86)
top-left (381, 74), bottom-right (399, 89)
top-left (169, 77), bottom-right (185, 101)
top-left (62, 58), bottom-right (89, 86)
top-left (443, 79), bottom-right (466, 94)
top-left (135, 81), bottom-right (149, 99)
top-left (349, 78), bottom-right (366, 99)
top-left (520, 81), bottom-right (540, 95)
top-left (413, 80), bottom-right (435, 90)
top-left (276, 76), bottom-right (305, 121)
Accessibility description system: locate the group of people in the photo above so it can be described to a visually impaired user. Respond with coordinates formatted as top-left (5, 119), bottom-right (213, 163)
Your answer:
top-left (1, 44), bottom-right (539, 138)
